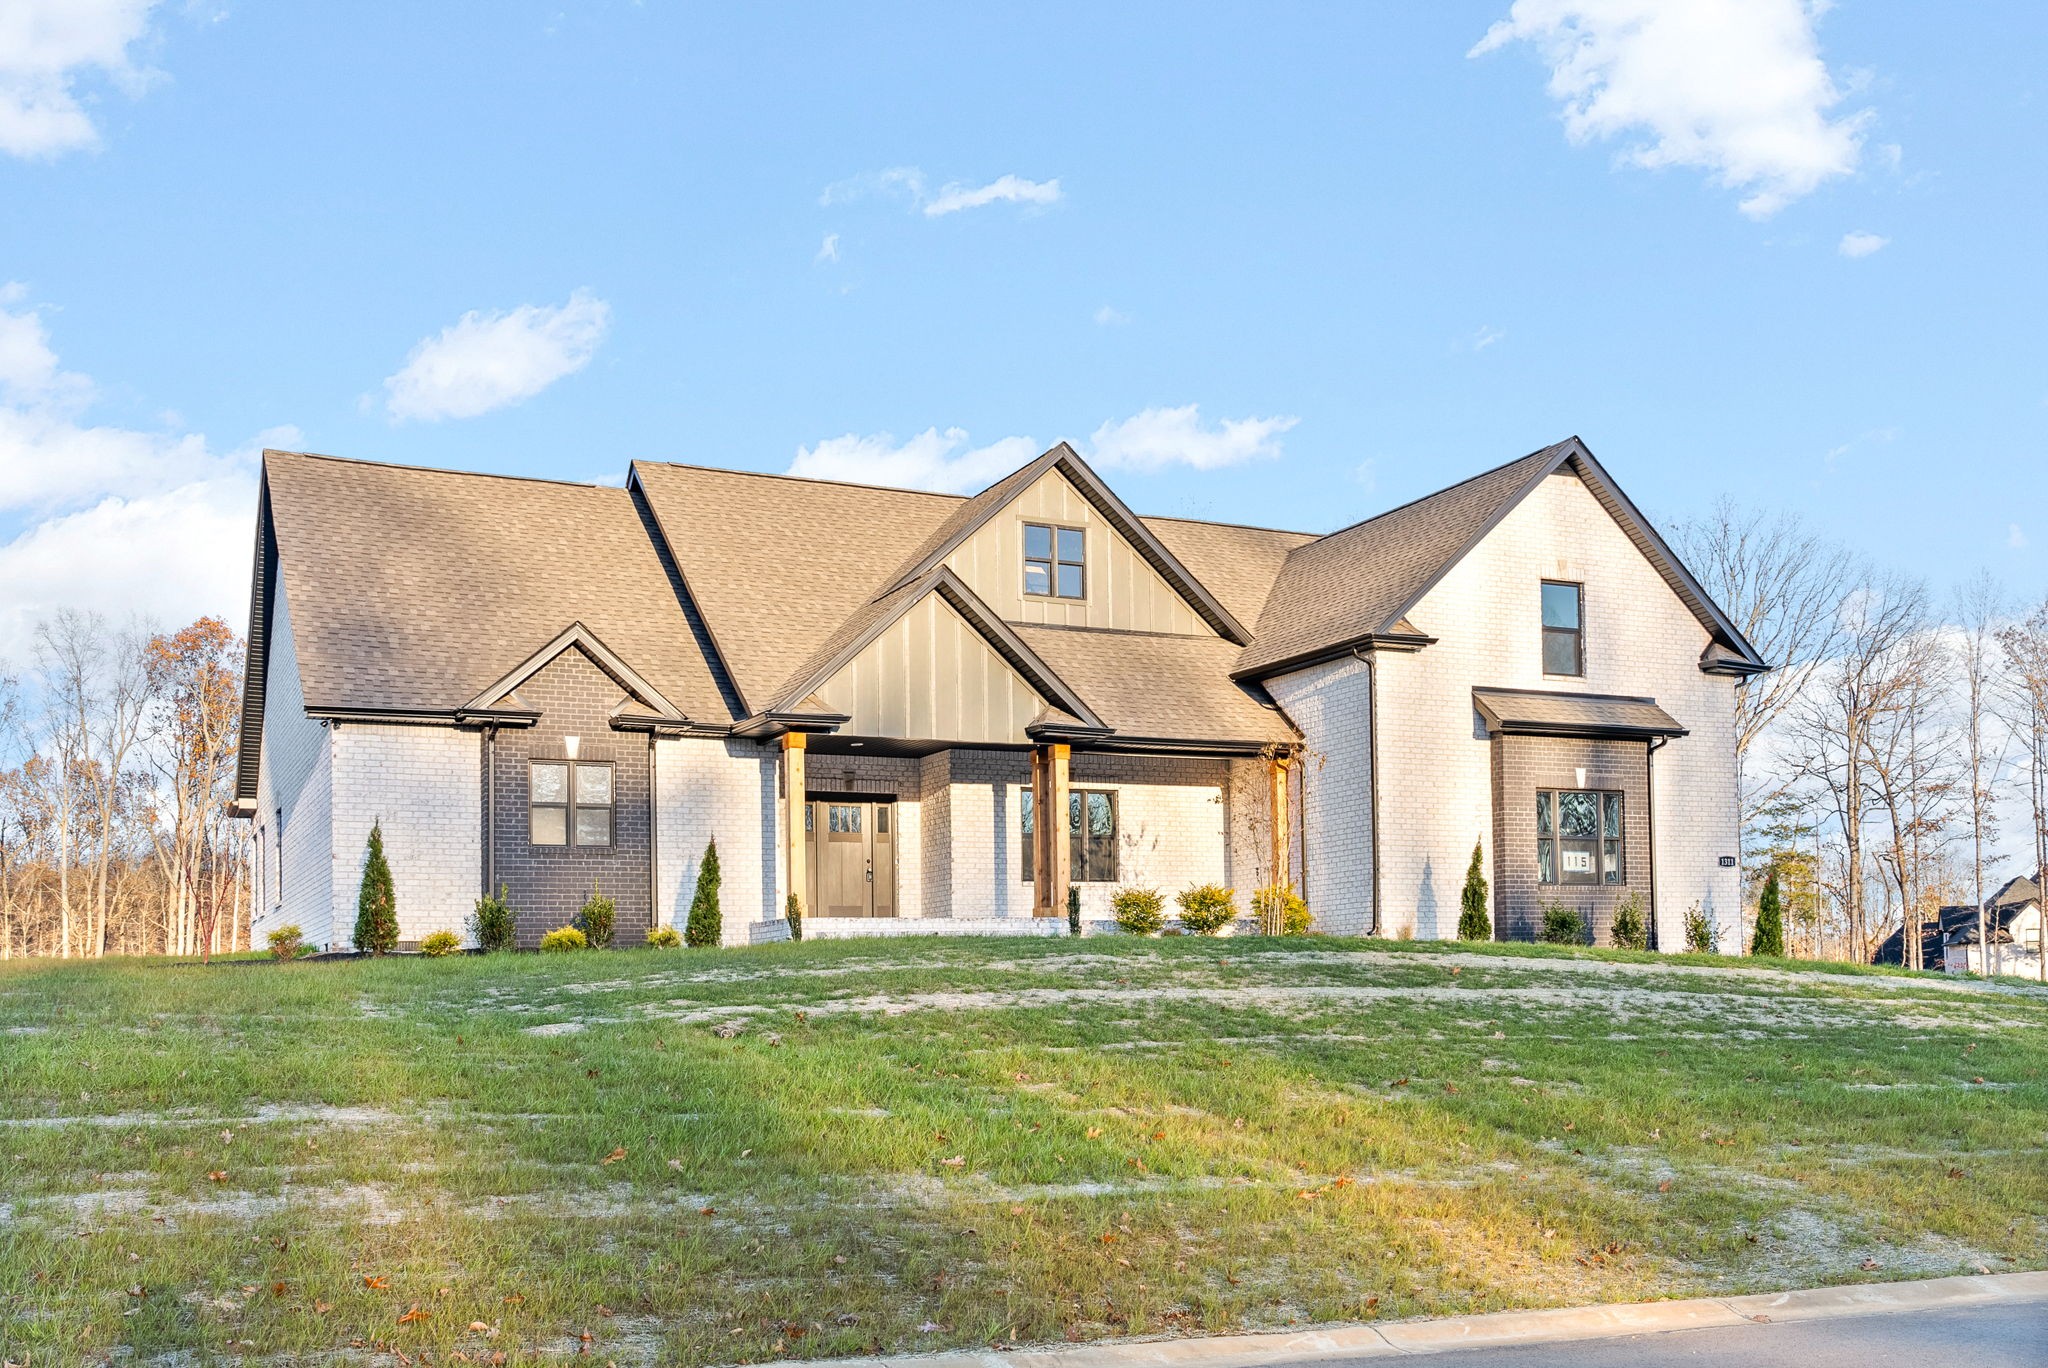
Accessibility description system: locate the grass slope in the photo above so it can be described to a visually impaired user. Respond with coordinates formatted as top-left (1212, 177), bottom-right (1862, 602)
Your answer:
top-left (2, 937), bottom-right (2044, 1365)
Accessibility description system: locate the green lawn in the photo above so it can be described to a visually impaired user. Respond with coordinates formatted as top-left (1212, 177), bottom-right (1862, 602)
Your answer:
top-left (2, 936), bottom-right (2044, 1365)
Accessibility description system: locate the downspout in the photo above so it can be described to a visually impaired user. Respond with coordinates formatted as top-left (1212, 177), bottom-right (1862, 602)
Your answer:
top-left (484, 725), bottom-right (496, 902)
top-left (1646, 735), bottom-right (1666, 951)
top-left (648, 733), bottom-right (660, 931)
top-left (1354, 648), bottom-right (1382, 936)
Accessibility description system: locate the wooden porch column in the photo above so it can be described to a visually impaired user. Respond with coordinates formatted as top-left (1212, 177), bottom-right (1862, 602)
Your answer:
top-left (783, 732), bottom-right (807, 918)
top-left (1269, 753), bottom-right (1293, 890)
top-left (1032, 742), bottom-right (1071, 917)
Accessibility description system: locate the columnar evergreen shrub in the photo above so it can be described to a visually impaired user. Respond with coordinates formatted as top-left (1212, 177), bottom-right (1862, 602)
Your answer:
top-left (1175, 884), bottom-right (1236, 935)
top-left (1066, 885), bottom-right (1081, 937)
top-left (1751, 871), bottom-right (1785, 957)
top-left (786, 893), bottom-right (803, 942)
top-left (1111, 886), bottom-right (1165, 936)
top-left (1539, 903), bottom-right (1583, 945)
top-left (266, 925), bottom-right (304, 961)
top-left (1683, 903), bottom-right (1718, 954)
top-left (419, 930), bottom-right (461, 957)
top-left (469, 884), bottom-right (514, 952)
top-left (1457, 841), bottom-right (1491, 941)
top-left (1611, 892), bottom-right (1648, 950)
top-left (353, 821), bottom-right (398, 955)
top-left (577, 882), bottom-right (616, 949)
top-left (646, 925), bottom-right (682, 948)
top-left (539, 926), bottom-right (586, 952)
top-left (685, 838), bottom-right (723, 947)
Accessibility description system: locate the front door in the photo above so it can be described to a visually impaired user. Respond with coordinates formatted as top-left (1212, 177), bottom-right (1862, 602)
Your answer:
top-left (806, 799), bottom-right (897, 917)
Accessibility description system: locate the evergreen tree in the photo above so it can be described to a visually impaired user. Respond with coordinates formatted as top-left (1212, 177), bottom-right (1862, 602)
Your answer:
top-left (353, 821), bottom-right (399, 955)
top-left (685, 837), bottom-right (723, 948)
top-left (1751, 869), bottom-right (1785, 957)
top-left (1457, 841), bottom-right (1491, 941)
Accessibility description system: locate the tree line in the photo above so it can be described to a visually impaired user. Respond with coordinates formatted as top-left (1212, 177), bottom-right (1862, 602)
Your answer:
top-left (0, 612), bottom-right (246, 959)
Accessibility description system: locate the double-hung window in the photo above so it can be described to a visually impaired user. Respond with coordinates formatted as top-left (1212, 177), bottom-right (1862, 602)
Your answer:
top-left (531, 760), bottom-right (615, 847)
top-left (1542, 580), bottom-right (1584, 676)
top-left (1024, 522), bottom-right (1086, 600)
top-left (1537, 790), bottom-right (1623, 886)
top-left (1021, 788), bottom-right (1118, 882)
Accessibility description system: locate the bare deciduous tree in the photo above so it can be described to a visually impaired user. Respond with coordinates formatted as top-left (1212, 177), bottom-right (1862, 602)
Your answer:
top-left (1997, 596), bottom-right (2048, 982)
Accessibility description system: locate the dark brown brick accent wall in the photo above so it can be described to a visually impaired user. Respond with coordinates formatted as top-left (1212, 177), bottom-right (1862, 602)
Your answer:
top-left (486, 647), bottom-right (653, 948)
top-left (1490, 735), bottom-right (1653, 946)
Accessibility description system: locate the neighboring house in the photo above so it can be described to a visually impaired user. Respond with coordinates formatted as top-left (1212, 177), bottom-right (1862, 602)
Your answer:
top-left (234, 436), bottom-right (1764, 951)
top-left (1875, 876), bottom-right (2044, 977)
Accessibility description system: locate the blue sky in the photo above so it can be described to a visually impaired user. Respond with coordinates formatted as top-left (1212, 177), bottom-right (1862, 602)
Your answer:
top-left (0, 1), bottom-right (2043, 654)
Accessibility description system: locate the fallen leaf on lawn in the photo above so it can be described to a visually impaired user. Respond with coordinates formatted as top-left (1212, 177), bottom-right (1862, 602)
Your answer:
top-left (939, 1155), bottom-right (966, 1168)
top-left (1656, 1180), bottom-right (1672, 1193)
top-left (1086, 1127), bottom-right (1103, 1139)
top-left (700, 1207), bottom-right (716, 1216)
top-left (1972, 1076), bottom-right (1986, 1085)
top-left (315, 1300), bottom-right (334, 1314)
top-left (600, 1146), bottom-right (627, 1165)
top-left (1390, 1078), bottom-right (1408, 1088)
top-left (398, 1305), bottom-right (431, 1324)
top-left (1150, 1130), bottom-right (1165, 1141)
top-left (597, 1304), bottom-right (615, 1317)
top-left (1298, 1189), bottom-right (1319, 1200)
top-left (126, 1285), bottom-right (143, 1297)
top-left (365, 1276), bottom-right (390, 1290)
top-left (1010, 1205), bottom-right (1027, 1216)
top-left (272, 1282), bottom-right (287, 1297)
top-left (1861, 1258), bottom-right (1881, 1270)
top-left (468, 1322), bottom-right (493, 1334)
top-left (502, 1294), bottom-right (524, 1304)
top-left (207, 1170), bottom-right (228, 1183)
top-left (667, 1158), bottom-right (684, 1170)
top-left (1332, 1175), bottom-right (1353, 1188)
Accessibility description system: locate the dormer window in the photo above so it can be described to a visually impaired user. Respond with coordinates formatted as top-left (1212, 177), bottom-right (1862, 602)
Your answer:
top-left (1542, 580), bottom-right (1583, 676)
top-left (1024, 522), bottom-right (1085, 600)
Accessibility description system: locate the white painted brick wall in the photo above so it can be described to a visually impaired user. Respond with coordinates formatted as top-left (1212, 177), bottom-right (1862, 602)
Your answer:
top-left (1266, 656), bottom-right (1376, 935)
top-left (655, 737), bottom-right (782, 946)
top-left (252, 584), bottom-right (337, 949)
top-left (1374, 470), bottom-right (1741, 947)
top-left (328, 723), bottom-right (482, 946)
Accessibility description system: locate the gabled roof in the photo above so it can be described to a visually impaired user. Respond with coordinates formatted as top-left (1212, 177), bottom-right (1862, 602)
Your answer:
top-left (464, 622), bottom-right (684, 721)
top-left (1234, 437), bottom-right (1768, 680)
top-left (1015, 625), bottom-right (1294, 750)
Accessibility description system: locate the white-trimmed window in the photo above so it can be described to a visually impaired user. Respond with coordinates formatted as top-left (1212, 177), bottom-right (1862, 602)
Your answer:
top-left (531, 760), bottom-right (614, 847)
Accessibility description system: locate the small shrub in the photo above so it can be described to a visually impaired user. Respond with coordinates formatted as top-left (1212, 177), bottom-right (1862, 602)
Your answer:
top-left (1540, 903), bottom-right (1583, 945)
top-left (266, 925), bottom-right (304, 961)
top-left (1751, 871), bottom-right (1784, 957)
top-left (353, 820), bottom-right (398, 955)
top-left (1253, 884), bottom-right (1310, 936)
top-left (1457, 841), bottom-right (1491, 941)
top-left (686, 839), bottom-right (722, 948)
top-left (469, 884), bottom-right (514, 952)
top-left (539, 926), bottom-right (587, 953)
top-left (1176, 883), bottom-right (1237, 935)
top-left (646, 925), bottom-right (682, 949)
top-left (1067, 885), bottom-right (1081, 937)
top-left (786, 893), bottom-right (803, 942)
top-left (577, 882), bottom-right (616, 949)
top-left (1111, 886), bottom-right (1165, 936)
top-left (1684, 903), bottom-right (1718, 954)
top-left (419, 930), bottom-right (461, 957)
top-left (1611, 892), bottom-right (1648, 951)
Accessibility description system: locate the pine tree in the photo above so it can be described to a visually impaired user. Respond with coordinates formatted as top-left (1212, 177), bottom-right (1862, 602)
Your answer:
top-left (1457, 841), bottom-right (1491, 941)
top-left (685, 838), bottom-right (722, 948)
top-left (353, 821), bottom-right (398, 955)
top-left (1751, 869), bottom-right (1785, 957)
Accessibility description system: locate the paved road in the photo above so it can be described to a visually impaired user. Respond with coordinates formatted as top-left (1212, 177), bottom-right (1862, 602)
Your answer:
top-left (1307, 1299), bottom-right (2048, 1367)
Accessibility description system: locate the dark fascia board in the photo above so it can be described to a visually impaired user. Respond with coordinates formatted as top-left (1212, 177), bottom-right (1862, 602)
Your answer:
top-left (233, 469), bottom-right (276, 803)
top-left (1231, 630), bottom-right (1437, 683)
top-left (1088, 735), bottom-right (1298, 758)
top-left (626, 463), bottom-right (754, 719)
top-left (1024, 720), bottom-right (1116, 744)
top-left (464, 620), bottom-right (686, 721)
top-left (1359, 437), bottom-right (1769, 678)
top-left (611, 712), bottom-right (723, 738)
top-left (881, 442), bottom-right (1253, 645)
top-left (305, 706), bottom-right (463, 726)
top-left (730, 708), bottom-right (852, 739)
top-left (772, 566), bottom-right (1109, 732)
top-left (1471, 686), bottom-right (1689, 741)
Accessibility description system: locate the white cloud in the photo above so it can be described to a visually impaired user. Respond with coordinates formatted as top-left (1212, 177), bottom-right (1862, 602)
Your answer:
top-left (1471, 0), bottom-right (1872, 219)
top-left (785, 404), bottom-right (1299, 494)
top-left (922, 174), bottom-right (1061, 217)
top-left (0, 0), bottom-right (160, 159)
top-left (1354, 459), bottom-right (1378, 494)
top-left (1822, 425), bottom-right (1900, 470)
top-left (788, 428), bottom-right (1042, 495)
top-left (1087, 405), bottom-right (1298, 473)
top-left (1469, 324), bottom-right (1507, 351)
top-left (819, 166), bottom-right (1062, 217)
top-left (2010, 523), bottom-right (2028, 551)
top-left (815, 232), bottom-right (840, 264)
top-left (0, 288), bottom-right (292, 657)
top-left (1093, 305), bottom-right (1130, 327)
top-left (1838, 230), bottom-right (1888, 258)
top-left (381, 290), bottom-right (609, 423)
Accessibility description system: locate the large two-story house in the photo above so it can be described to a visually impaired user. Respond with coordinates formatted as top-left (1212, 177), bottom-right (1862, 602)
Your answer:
top-left (235, 436), bottom-right (1765, 951)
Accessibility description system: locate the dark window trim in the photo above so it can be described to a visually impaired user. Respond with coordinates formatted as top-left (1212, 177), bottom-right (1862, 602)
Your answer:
top-left (529, 758), bottom-right (616, 849)
top-left (1536, 788), bottom-right (1624, 887)
top-left (1023, 520), bottom-right (1087, 601)
top-left (1021, 786), bottom-right (1119, 883)
top-left (1541, 579), bottom-right (1585, 677)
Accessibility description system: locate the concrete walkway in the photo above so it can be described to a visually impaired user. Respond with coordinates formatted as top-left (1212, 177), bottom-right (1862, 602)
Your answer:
top-left (783, 1270), bottom-right (2048, 1368)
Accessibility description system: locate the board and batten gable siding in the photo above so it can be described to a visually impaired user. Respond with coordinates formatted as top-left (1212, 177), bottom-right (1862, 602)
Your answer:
top-left (812, 592), bottom-right (1047, 744)
top-left (329, 722), bottom-right (482, 948)
top-left (252, 582), bottom-right (336, 949)
top-left (942, 468), bottom-right (1216, 635)
top-left (1372, 469), bottom-right (1741, 948)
